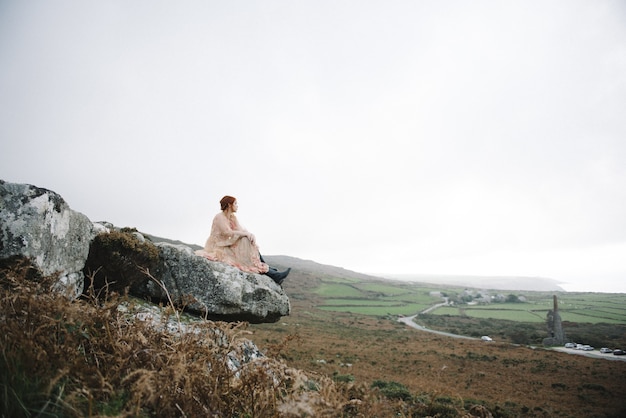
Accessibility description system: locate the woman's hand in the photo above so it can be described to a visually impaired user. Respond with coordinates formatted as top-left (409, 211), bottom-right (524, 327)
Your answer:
top-left (246, 233), bottom-right (256, 245)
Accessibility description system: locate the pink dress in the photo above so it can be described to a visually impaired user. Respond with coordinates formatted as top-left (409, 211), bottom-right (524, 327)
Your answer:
top-left (195, 212), bottom-right (269, 274)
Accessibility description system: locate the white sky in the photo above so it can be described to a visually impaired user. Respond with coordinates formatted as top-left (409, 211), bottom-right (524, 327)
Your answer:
top-left (1, 1), bottom-right (625, 293)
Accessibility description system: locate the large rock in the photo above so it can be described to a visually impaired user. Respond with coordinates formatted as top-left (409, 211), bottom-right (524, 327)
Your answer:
top-left (0, 180), bottom-right (95, 298)
top-left (1, 180), bottom-right (290, 323)
top-left (141, 242), bottom-right (290, 323)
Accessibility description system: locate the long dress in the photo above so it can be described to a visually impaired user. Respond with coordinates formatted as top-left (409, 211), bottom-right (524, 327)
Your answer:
top-left (195, 211), bottom-right (269, 274)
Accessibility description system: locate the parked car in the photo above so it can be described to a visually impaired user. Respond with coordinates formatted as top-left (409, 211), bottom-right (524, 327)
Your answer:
top-left (581, 345), bottom-right (594, 351)
top-left (613, 349), bottom-right (625, 356)
top-left (564, 343), bottom-right (576, 348)
top-left (600, 347), bottom-right (613, 354)
top-left (481, 336), bottom-right (493, 342)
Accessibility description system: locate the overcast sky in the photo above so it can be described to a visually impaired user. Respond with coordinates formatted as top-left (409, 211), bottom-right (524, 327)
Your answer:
top-left (1, 1), bottom-right (625, 293)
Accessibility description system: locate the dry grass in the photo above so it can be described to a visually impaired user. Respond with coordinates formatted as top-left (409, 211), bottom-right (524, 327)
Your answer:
top-left (4, 257), bottom-right (625, 417)
top-left (2, 259), bottom-right (502, 417)
top-left (1, 260), bottom-right (342, 417)
top-left (250, 273), bottom-right (626, 418)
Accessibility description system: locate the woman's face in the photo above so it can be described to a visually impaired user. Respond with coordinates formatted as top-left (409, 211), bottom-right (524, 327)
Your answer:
top-left (231, 200), bottom-right (238, 212)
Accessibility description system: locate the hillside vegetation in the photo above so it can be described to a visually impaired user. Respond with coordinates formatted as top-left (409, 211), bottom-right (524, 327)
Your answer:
top-left (3, 254), bottom-right (626, 417)
top-left (264, 257), bottom-right (626, 348)
top-left (252, 256), bottom-right (626, 417)
top-left (0, 258), bottom-right (507, 417)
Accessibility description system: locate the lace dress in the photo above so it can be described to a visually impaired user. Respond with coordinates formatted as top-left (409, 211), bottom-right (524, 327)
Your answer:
top-left (195, 211), bottom-right (269, 274)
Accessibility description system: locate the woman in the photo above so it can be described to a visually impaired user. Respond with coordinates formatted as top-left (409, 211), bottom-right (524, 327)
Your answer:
top-left (195, 196), bottom-right (290, 284)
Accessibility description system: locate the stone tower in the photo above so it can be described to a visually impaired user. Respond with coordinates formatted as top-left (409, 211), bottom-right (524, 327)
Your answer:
top-left (543, 295), bottom-right (566, 346)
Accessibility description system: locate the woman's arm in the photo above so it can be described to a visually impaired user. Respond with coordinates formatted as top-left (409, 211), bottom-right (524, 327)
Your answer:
top-left (232, 216), bottom-right (256, 244)
top-left (213, 213), bottom-right (254, 245)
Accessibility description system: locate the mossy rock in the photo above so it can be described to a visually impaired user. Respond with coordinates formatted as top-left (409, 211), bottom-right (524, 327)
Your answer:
top-left (83, 228), bottom-right (159, 295)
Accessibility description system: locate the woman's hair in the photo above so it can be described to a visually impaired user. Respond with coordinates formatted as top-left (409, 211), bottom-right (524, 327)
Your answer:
top-left (220, 195), bottom-right (236, 211)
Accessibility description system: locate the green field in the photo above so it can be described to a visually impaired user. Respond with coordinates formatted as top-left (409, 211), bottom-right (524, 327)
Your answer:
top-left (314, 283), bottom-right (364, 298)
top-left (433, 306), bottom-right (546, 322)
top-left (318, 302), bottom-right (430, 316)
top-left (312, 277), bottom-right (626, 324)
top-left (313, 278), bottom-right (442, 316)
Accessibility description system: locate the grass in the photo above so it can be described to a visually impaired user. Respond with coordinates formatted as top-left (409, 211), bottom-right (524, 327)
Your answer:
top-left (313, 278), bottom-right (442, 317)
top-left (251, 279), bottom-right (626, 418)
top-left (5, 255), bottom-right (626, 417)
top-left (561, 311), bottom-right (626, 324)
top-left (306, 275), bottom-right (626, 353)
top-left (314, 283), bottom-right (363, 298)
top-left (433, 306), bottom-right (546, 322)
top-left (5, 258), bottom-right (539, 417)
top-left (311, 276), bottom-right (626, 326)
top-left (1, 261), bottom-right (358, 417)
top-left (318, 302), bottom-right (430, 316)
top-left (358, 283), bottom-right (414, 295)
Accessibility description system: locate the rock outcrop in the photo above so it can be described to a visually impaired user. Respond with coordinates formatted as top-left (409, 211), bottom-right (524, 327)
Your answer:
top-left (151, 242), bottom-right (290, 323)
top-left (0, 180), bottom-right (95, 298)
top-left (84, 224), bottom-right (290, 323)
top-left (1, 180), bottom-right (290, 323)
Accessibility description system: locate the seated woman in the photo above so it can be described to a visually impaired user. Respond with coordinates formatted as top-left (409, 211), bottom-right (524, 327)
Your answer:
top-left (195, 195), bottom-right (290, 284)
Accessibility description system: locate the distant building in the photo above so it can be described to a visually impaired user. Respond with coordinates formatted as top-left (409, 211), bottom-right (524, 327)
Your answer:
top-left (492, 294), bottom-right (506, 303)
top-left (475, 293), bottom-right (491, 304)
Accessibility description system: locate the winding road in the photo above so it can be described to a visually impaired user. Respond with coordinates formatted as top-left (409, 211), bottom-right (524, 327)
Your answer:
top-left (397, 298), bottom-right (478, 340)
top-left (397, 314), bottom-right (478, 340)
top-left (397, 299), bottom-right (626, 362)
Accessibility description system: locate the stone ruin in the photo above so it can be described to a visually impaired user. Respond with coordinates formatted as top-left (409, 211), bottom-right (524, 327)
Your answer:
top-left (543, 295), bottom-right (566, 346)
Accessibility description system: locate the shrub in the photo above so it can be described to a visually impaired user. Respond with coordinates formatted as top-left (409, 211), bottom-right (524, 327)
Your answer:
top-left (332, 373), bottom-right (355, 383)
top-left (580, 383), bottom-right (607, 392)
top-left (371, 380), bottom-right (412, 401)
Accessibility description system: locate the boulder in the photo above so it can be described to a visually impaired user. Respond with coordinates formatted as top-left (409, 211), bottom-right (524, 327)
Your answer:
top-left (0, 180), bottom-right (95, 298)
top-left (1, 180), bottom-right (290, 323)
top-left (141, 241), bottom-right (291, 323)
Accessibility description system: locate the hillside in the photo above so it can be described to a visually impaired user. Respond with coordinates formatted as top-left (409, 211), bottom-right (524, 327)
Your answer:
top-left (266, 255), bottom-right (566, 292)
top-left (3, 240), bottom-right (625, 416)
top-left (381, 273), bottom-right (565, 292)
top-left (250, 256), bottom-right (626, 417)
top-left (265, 255), bottom-right (382, 281)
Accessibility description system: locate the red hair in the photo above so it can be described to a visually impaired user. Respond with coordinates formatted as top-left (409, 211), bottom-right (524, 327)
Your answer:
top-left (220, 196), bottom-right (236, 211)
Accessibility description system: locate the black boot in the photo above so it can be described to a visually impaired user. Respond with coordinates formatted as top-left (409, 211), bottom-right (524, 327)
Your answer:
top-left (265, 267), bottom-right (291, 285)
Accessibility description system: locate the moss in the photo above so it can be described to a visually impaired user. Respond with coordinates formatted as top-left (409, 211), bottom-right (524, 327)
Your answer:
top-left (83, 229), bottom-right (160, 295)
